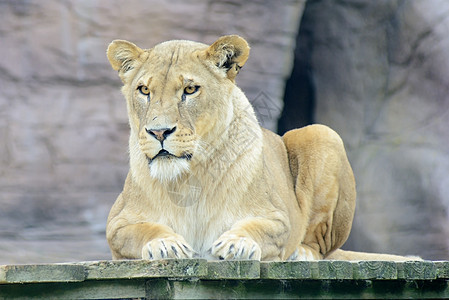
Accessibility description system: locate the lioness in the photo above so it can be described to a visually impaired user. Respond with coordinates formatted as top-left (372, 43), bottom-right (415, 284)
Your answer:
top-left (106, 35), bottom-right (417, 261)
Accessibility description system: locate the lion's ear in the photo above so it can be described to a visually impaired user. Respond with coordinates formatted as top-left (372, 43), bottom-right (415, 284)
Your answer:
top-left (107, 40), bottom-right (144, 81)
top-left (204, 35), bottom-right (250, 81)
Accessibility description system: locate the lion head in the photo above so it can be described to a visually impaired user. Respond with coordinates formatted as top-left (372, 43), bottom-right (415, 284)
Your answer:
top-left (107, 35), bottom-right (252, 182)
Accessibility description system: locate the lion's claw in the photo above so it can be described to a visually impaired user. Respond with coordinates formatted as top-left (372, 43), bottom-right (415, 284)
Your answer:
top-left (141, 238), bottom-right (197, 260)
top-left (210, 234), bottom-right (261, 260)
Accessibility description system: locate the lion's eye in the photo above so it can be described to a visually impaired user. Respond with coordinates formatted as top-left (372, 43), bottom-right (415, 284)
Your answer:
top-left (184, 85), bottom-right (200, 95)
top-left (138, 85), bottom-right (150, 96)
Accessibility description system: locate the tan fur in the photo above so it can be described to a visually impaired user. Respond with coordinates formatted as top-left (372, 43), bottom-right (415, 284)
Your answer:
top-left (106, 35), bottom-right (420, 261)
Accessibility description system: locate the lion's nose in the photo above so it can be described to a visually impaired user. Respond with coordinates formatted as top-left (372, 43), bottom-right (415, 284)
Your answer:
top-left (146, 126), bottom-right (177, 142)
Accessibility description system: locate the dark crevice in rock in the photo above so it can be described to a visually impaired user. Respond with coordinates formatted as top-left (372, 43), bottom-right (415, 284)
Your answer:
top-left (278, 2), bottom-right (315, 135)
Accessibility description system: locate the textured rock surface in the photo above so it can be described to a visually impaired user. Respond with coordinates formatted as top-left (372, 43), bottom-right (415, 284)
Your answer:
top-left (281, 0), bottom-right (449, 260)
top-left (0, 0), bottom-right (305, 264)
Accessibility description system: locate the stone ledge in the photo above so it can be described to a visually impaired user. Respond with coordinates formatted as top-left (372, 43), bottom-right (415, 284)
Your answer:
top-left (1, 260), bottom-right (449, 299)
top-left (0, 264), bottom-right (85, 284)
top-left (207, 260), bottom-right (260, 279)
top-left (2, 259), bottom-right (449, 283)
top-left (82, 258), bottom-right (207, 280)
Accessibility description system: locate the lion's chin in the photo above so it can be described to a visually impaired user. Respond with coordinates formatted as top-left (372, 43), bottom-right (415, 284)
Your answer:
top-left (149, 157), bottom-right (191, 183)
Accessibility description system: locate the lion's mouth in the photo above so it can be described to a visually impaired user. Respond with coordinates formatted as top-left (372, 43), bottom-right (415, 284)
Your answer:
top-left (148, 149), bottom-right (193, 163)
top-left (155, 149), bottom-right (172, 158)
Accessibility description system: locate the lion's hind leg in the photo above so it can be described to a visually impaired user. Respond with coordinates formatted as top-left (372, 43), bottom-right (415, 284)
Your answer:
top-left (327, 249), bottom-right (422, 261)
top-left (283, 124), bottom-right (356, 260)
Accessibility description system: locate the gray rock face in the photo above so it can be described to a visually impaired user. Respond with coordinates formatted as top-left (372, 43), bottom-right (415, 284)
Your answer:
top-left (1, 0), bottom-right (448, 263)
top-left (283, 0), bottom-right (449, 259)
top-left (0, 0), bottom-right (305, 264)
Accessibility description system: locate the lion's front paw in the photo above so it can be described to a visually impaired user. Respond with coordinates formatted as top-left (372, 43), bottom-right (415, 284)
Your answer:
top-left (287, 245), bottom-right (323, 261)
top-left (210, 234), bottom-right (261, 260)
top-left (141, 237), bottom-right (197, 260)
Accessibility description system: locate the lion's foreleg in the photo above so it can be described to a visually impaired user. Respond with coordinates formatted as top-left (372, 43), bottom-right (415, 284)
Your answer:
top-left (209, 216), bottom-right (290, 261)
top-left (106, 222), bottom-right (196, 260)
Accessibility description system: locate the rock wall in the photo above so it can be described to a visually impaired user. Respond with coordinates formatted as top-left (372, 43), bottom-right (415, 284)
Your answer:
top-left (1, 0), bottom-right (448, 264)
top-left (281, 0), bottom-right (449, 260)
top-left (0, 0), bottom-right (305, 263)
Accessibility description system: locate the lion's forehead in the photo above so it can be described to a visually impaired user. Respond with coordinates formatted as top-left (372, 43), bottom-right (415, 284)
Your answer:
top-left (148, 41), bottom-right (206, 65)
top-left (135, 42), bottom-right (208, 85)
top-left (153, 40), bottom-right (207, 53)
